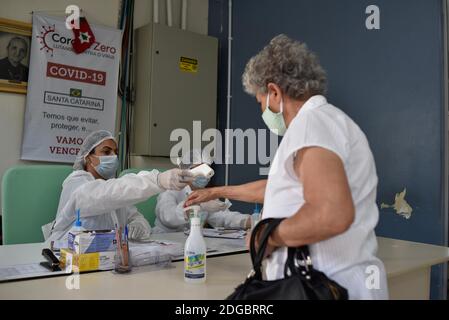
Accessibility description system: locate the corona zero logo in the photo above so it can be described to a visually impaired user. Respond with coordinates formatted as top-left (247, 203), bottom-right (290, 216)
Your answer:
top-left (37, 24), bottom-right (118, 57)
top-left (37, 25), bottom-right (56, 57)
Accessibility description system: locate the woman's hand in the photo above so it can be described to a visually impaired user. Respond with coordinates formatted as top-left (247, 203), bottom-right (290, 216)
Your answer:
top-left (184, 188), bottom-right (219, 207)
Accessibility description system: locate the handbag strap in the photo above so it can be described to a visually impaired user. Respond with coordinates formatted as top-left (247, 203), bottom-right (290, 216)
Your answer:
top-left (249, 218), bottom-right (285, 279)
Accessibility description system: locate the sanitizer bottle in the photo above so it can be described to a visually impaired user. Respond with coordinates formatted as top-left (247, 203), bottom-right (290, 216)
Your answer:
top-left (184, 217), bottom-right (206, 283)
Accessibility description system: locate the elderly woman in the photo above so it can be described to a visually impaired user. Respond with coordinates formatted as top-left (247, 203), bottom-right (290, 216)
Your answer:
top-left (44, 130), bottom-right (193, 242)
top-left (186, 35), bottom-right (388, 299)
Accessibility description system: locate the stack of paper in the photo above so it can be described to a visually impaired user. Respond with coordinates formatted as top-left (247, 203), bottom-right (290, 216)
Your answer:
top-left (129, 240), bottom-right (184, 266)
top-left (185, 228), bottom-right (246, 239)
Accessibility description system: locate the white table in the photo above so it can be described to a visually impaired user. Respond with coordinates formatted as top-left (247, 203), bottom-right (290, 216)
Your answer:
top-left (0, 236), bottom-right (448, 300)
top-left (376, 237), bottom-right (449, 299)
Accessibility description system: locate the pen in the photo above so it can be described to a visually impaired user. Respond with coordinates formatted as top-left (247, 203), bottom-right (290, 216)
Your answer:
top-left (122, 226), bottom-right (129, 267)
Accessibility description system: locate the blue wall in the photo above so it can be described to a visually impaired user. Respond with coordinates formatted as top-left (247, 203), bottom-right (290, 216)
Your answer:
top-left (208, 0), bottom-right (229, 188)
top-left (209, 0), bottom-right (447, 298)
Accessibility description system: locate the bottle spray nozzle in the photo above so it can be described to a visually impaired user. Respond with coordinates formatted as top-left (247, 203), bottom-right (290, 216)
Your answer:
top-left (75, 209), bottom-right (82, 227)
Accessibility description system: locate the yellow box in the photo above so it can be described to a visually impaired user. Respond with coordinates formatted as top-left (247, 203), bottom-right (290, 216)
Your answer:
top-left (60, 249), bottom-right (115, 273)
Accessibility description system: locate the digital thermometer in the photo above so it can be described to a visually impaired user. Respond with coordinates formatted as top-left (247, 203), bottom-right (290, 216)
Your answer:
top-left (189, 164), bottom-right (214, 179)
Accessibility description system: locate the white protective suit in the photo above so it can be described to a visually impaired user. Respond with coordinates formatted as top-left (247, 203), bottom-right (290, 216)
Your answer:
top-left (153, 186), bottom-right (249, 233)
top-left (45, 169), bottom-right (164, 242)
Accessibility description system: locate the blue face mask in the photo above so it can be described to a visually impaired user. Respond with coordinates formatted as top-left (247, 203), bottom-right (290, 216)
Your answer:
top-left (93, 155), bottom-right (119, 179)
top-left (192, 175), bottom-right (210, 189)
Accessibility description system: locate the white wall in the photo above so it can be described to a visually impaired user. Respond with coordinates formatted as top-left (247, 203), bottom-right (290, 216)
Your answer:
top-left (0, 0), bottom-right (210, 212)
top-left (0, 0), bottom-right (121, 214)
top-left (134, 0), bottom-right (209, 34)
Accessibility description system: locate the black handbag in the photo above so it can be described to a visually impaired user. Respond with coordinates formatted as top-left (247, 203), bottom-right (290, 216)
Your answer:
top-left (226, 218), bottom-right (349, 300)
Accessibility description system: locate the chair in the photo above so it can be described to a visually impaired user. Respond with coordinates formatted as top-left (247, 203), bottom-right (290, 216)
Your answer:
top-left (119, 168), bottom-right (165, 227)
top-left (1, 165), bottom-right (73, 245)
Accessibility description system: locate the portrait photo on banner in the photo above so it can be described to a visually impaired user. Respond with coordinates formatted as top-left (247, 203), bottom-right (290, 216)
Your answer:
top-left (0, 17), bottom-right (32, 94)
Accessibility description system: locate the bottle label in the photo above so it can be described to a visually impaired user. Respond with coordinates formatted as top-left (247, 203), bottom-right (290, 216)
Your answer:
top-left (184, 252), bottom-right (205, 279)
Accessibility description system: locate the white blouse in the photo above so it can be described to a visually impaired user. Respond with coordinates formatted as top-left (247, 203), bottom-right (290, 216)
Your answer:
top-left (263, 95), bottom-right (388, 300)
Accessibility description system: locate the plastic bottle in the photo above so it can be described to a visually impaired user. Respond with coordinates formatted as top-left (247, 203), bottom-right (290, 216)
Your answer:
top-left (69, 209), bottom-right (86, 235)
top-left (251, 203), bottom-right (261, 230)
top-left (67, 209), bottom-right (86, 249)
top-left (184, 217), bottom-right (207, 283)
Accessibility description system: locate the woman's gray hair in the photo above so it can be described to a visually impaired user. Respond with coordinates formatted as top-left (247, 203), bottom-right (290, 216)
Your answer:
top-left (242, 34), bottom-right (327, 99)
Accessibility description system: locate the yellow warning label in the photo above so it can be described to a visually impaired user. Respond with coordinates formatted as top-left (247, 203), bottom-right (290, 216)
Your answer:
top-left (180, 56), bottom-right (198, 73)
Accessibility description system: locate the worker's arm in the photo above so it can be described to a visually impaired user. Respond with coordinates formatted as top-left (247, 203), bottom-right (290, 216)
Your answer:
top-left (73, 170), bottom-right (164, 217)
top-left (155, 191), bottom-right (187, 230)
top-left (207, 210), bottom-right (251, 229)
top-left (127, 206), bottom-right (152, 239)
top-left (268, 147), bottom-right (355, 248)
top-left (185, 179), bottom-right (267, 207)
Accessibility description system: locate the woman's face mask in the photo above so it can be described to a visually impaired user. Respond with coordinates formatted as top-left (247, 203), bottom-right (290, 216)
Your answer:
top-left (261, 92), bottom-right (287, 136)
top-left (93, 155), bottom-right (119, 179)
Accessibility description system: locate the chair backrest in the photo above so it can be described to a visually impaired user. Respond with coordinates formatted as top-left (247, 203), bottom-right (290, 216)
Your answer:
top-left (119, 168), bottom-right (165, 227)
top-left (2, 165), bottom-right (73, 245)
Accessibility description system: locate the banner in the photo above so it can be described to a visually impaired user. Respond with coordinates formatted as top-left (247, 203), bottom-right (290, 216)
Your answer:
top-left (21, 14), bottom-right (122, 163)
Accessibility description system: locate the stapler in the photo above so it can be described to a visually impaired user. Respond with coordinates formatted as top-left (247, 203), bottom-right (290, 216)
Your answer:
top-left (40, 248), bottom-right (62, 272)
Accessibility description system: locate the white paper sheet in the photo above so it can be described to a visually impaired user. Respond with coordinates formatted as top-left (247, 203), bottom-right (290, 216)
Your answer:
top-left (129, 240), bottom-right (184, 266)
top-left (0, 263), bottom-right (69, 282)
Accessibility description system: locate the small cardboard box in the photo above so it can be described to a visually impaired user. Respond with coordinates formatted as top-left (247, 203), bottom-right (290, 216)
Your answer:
top-left (68, 230), bottom-right (116, 254)
top-left (60, 249), bottom-right (115, 273)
